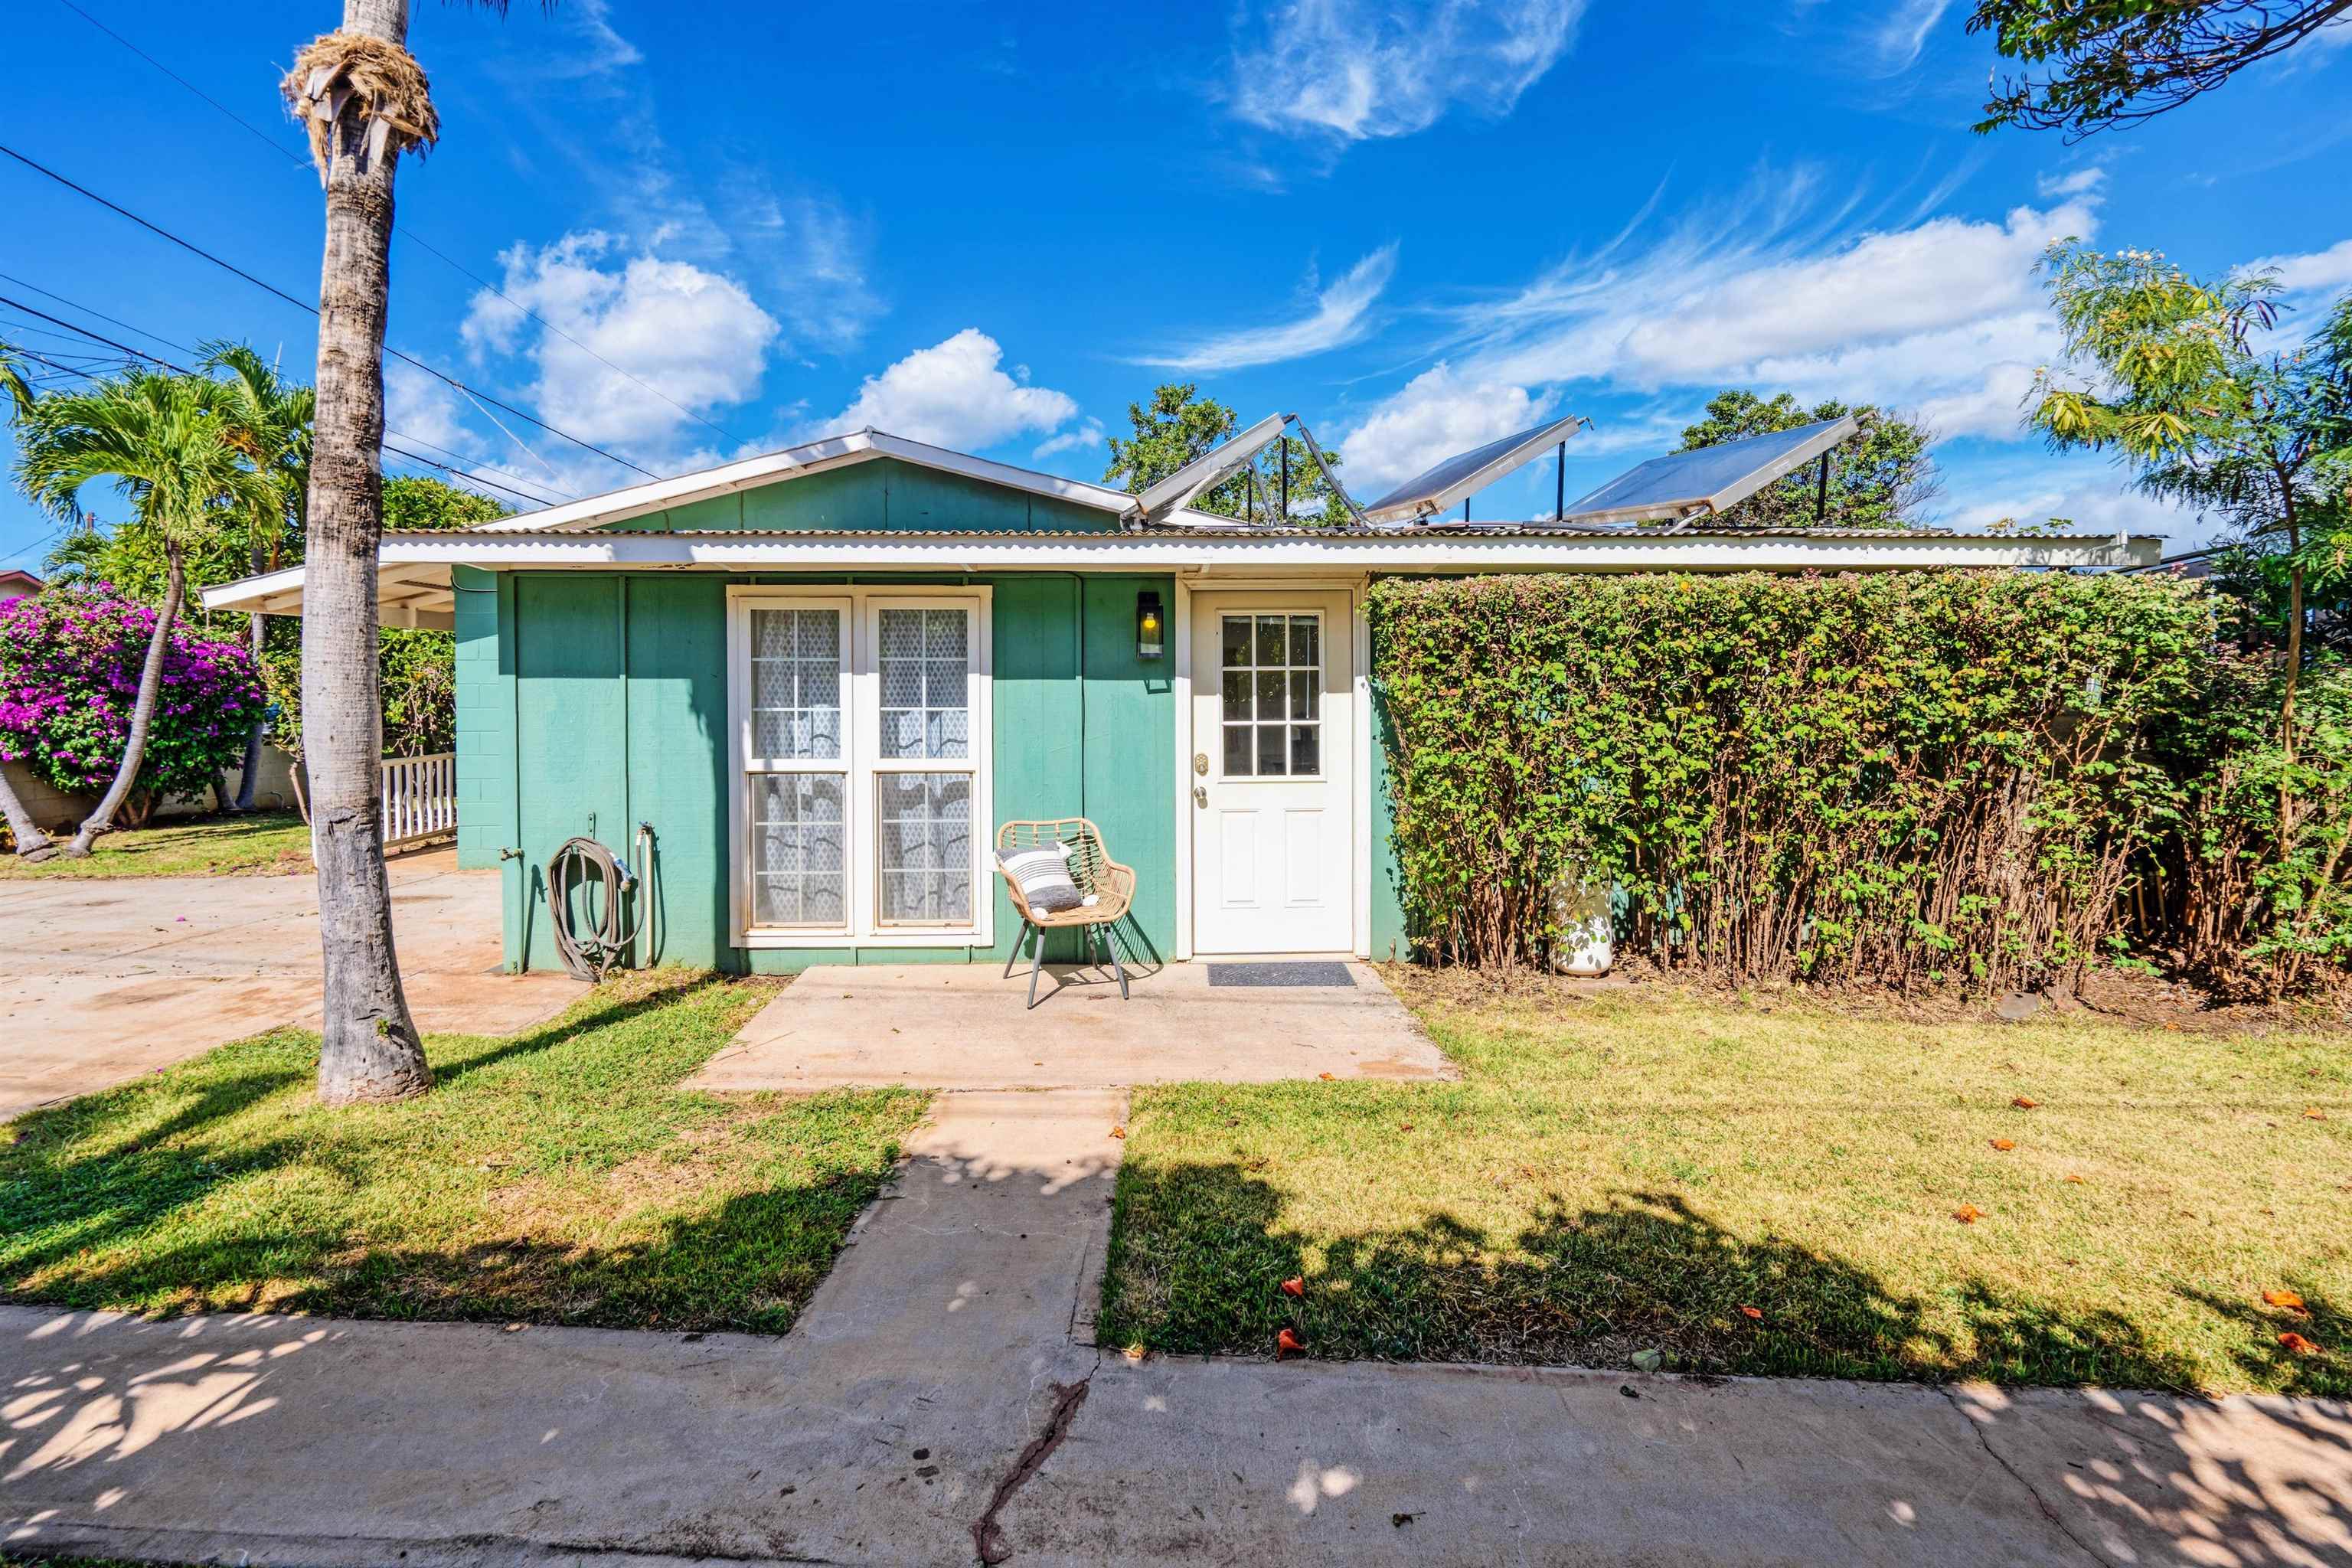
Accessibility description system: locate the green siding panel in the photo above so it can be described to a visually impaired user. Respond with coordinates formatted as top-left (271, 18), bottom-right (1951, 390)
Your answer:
top-left (482, 570), bottom-right (1175, 974)
top-left (615, 458), bottom-right (1116, 534)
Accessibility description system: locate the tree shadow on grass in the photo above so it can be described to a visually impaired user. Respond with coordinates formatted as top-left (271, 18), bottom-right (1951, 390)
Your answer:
top-left (1101, 1157), bottom-right (2352, 1564)
top-left (0, 970), bottom-right (788, 1321)
top-left (1102, 1159), bottom-right (2221, 1393)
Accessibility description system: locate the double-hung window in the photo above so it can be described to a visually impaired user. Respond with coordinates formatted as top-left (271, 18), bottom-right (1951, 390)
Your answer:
top-left (730, 587), bottom-right (991, 946)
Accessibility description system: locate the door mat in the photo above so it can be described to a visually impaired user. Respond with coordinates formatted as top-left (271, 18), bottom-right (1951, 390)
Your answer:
top-left (1206, 962), bottom-right (1356, 988)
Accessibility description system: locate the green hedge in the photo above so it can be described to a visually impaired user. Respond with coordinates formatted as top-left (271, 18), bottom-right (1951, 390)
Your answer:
top-left (1368, 571), bottom-right (2216, 991)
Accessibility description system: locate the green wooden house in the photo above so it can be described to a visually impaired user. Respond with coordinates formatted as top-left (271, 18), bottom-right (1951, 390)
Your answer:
top-left (207, 423), bottom-right (2153, 975)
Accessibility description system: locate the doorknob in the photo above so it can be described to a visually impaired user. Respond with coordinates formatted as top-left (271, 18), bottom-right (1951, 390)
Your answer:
top-left (1193, 784), bottom-right (1207, 807)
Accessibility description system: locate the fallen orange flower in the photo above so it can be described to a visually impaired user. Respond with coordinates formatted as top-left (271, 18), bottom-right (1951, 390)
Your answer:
top-left (2263, 1289), bottom-right (2308, 1312)
top-left (2012, 1096), bottom-right (2040, 1110)
top-left (1277, 1328), bottom-right (1304, 1358)
top-left (1990, 1138), bottom-right (2016, 1152)
top-left (1281, 1276), bottom-right (1305, 1298)
top-left (1739, 1305), bottom-right (1763, 1321)
top-left (1954, 1204), bottom-right (1984, 1224)
top-left (2278, 1331), bottom-right (2320, 1356)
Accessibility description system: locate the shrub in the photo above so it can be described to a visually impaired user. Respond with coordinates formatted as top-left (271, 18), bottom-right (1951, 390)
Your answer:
top-left (0, 585), bottom-right (266, 819)
top-left (1369, 571), bottom-right (2216, 993)
top-left (2141, 654), bottom-right (2352, 998)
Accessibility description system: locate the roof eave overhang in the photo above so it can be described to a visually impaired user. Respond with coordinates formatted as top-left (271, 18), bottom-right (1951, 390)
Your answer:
top-left (199, 529), bottom-right (2164, 618)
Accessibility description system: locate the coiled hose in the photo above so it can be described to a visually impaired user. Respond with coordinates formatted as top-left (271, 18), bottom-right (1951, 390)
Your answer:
top-left (547, 828), bottom-right (652, 982)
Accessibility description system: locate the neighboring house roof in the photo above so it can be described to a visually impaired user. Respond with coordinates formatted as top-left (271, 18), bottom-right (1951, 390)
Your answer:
top-left (201, 427), bottom-right (2163, 628)
top-left (0, 567), bottom-right (43, 599)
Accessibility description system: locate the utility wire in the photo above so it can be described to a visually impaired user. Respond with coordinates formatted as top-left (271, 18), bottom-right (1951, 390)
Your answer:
top-left (0, 141), bottom-right (662, 479)
top-left (0, 289), bottom-right (572, 508)
top-left (51, 0), bottom-right (744, 446)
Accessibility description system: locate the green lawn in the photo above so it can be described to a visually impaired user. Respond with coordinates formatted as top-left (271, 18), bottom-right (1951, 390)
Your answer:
top-left (0, 810), bottom-right (312, 879)
top-left (1099, 972), bottom-right (2350, 1396)
top-left (1, 969), bottom-right (926, 1333)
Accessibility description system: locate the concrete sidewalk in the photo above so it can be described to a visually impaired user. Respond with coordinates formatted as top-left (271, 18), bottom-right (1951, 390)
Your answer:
top-left (1, 848), bottom-right (582, 1122)
top-left (5, 1090), bottom-right (2349, 1566)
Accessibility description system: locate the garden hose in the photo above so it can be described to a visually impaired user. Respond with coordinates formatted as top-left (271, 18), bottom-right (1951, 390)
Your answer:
top-left (547, 825), bottom-right (654, 982)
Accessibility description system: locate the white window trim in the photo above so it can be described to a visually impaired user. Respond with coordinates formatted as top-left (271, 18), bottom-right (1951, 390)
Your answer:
top-left (727, 583), bottom-right (993, 949)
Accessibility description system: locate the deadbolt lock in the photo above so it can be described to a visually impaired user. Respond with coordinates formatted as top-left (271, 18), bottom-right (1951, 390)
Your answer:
top-left (1192, 752), bottom-right (1209, 776)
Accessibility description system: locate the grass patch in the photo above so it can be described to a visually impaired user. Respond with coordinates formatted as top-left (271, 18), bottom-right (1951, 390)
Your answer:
top-left (0, 811), bottom-right (312, 879)
top-left (0, 969), bottom-right (926, 1333)
top-left (1099, 972), bottom-right (2350, 1395)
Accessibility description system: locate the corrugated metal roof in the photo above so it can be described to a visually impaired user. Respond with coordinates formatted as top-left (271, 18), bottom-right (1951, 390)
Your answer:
top-left (651, 524), bottom-right (2150, 544)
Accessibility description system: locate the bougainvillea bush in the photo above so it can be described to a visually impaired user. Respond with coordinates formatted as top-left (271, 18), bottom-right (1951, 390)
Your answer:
top-left (0, 586), bottom-right (266, 822)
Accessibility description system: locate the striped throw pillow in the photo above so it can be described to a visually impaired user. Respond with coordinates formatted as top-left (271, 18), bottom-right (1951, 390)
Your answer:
top-left (998, 843), bottom-right (1083, 913)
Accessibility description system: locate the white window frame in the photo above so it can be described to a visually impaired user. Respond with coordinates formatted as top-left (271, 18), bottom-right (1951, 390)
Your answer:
top-left (727, 583), bottom-right (993, 949)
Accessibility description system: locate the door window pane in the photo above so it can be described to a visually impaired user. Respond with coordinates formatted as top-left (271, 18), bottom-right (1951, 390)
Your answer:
top-left (1217, 612), bottom-right (1323, 779)
top-left (879, 608), bottom-right (970, 760)
top-left (750, 608), bottom-right (841, 760)
top-left (877, 772), bottom-right (972, 923)
top-left (751, 774), bottom-right (845, 926)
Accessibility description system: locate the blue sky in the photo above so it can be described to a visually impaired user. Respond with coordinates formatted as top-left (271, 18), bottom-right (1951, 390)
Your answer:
top-left (5, 0), bottom-right (2350, 571)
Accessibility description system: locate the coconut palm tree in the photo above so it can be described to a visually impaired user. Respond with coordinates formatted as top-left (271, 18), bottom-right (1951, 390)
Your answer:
top-left (0, 343), bottom-right (59, 861)
top-left (201, 342), bottom-right (315, 811)
top-left (286, 0), bottom-right (544, 1105)
top-left (11, 371), bottom-right (274, 858)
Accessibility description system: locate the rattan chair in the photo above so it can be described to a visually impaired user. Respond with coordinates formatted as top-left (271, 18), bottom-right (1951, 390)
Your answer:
top-left (996, 817), bottom-right (1135, 1008)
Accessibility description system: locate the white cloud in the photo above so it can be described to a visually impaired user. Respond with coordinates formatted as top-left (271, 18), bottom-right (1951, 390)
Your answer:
top-left (825, 330), bottom-right (1080, 451)
top-left (2246, 237), bottom-right (2352, 295)
top-left (1230, 0), bottom-right (1586, 142)
top-left (1869, 0), bottom-right (1954, 72)
top-left (384, 361), bottom-right (479, 457)
top-left (1338, 364), bottom-right (1558, 492)
top-left (459, 231), bottom-right (781, 471)
top-left (1033, 419), bottom-right (1106, 461)
top-left (1439, 172), bottom-right (2103, 445)
top-left (1941, 481), bottom-right (2207, 547)
top-left (1133, 246), bottom-right (1399, 371)
top-left (2035, 167), bottom-right (2107, 200)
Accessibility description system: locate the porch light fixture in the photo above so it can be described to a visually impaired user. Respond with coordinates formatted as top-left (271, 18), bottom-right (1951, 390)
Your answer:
top-left (1136, 590), bottom-right (1165, 659)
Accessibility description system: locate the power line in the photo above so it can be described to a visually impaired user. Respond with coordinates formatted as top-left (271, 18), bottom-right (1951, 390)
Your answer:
top-left (0, 141), bottom-right (662, 479)
top-left (48, 0), bottom-right (744, 447)
top-left (0, 290), bottom-right (569, 509)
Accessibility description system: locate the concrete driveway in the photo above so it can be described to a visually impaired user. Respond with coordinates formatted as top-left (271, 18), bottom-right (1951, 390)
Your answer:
top-left (0, 848), bottom-right (582, 1122)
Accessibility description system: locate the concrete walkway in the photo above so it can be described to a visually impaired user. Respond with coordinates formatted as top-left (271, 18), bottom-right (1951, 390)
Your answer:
top-left (689, 959), bottom-right (1454, 1092)
top-left (0, 849), bottom-right (583, 1122)
top-left (6, 1089), bottom-right (2347, 1566)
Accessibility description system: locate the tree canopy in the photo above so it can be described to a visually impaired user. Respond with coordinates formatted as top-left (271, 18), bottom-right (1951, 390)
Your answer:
top-left (1969, 0), bottom-right (2352, 138)
top-left (1674, 390), bottom-right (1939, 530)
top-left (1104, 382), bottom-right (1351, 527)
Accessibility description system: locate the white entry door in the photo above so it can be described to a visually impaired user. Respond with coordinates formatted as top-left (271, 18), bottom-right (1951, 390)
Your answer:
top-left (1190, 591), bottom-right (1354, 954)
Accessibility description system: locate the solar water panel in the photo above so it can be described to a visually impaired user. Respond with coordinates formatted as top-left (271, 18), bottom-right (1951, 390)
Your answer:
top-left (1359, 413), bottom-right (1589, 524)
top-left (1552, 416), bottom-right (1859, 528)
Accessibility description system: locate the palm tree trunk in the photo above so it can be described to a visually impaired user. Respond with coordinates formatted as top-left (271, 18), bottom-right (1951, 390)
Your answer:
top-left (304, 0), bottom-right (430, 1104)
top-left (67, 544), bottom-right (187, 858)
top-left (0, 766), bottom-right (57, 861)
top-left (235, 538), bottom-right (266, 811)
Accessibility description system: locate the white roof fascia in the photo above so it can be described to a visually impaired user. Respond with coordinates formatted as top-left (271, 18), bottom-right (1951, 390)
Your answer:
top-left (198, 529), bottom-right (2161, 618)
top-left (1129, 413), bottom-right (1291, 524)
top-left (467, 429), bottom-right (1135, 535)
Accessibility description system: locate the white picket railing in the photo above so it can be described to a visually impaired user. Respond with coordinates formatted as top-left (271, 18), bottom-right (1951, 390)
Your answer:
top-left (381, 752), bottom-right (459, 850)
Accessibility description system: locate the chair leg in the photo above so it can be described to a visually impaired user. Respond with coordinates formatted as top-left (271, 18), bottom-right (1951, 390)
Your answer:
top-left (1004, 920), bottom-right (1030, 979)
top-left (1106, 925), bottom-right (1129, 1001)
top-left (1027, 925), bottom-right (1047, 1009)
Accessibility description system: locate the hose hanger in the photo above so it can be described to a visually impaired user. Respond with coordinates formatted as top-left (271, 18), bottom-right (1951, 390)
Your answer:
top-left (547, 824), bottom-right (655, 982)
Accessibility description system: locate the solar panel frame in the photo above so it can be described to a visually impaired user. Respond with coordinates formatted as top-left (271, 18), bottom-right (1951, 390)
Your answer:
top-left (1550, 415), bottom-right (1859, 529)
top-left (1358, 413), bottom-right (1589, 523)
top-left (1129, 412), bottom-right (1292, 524)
